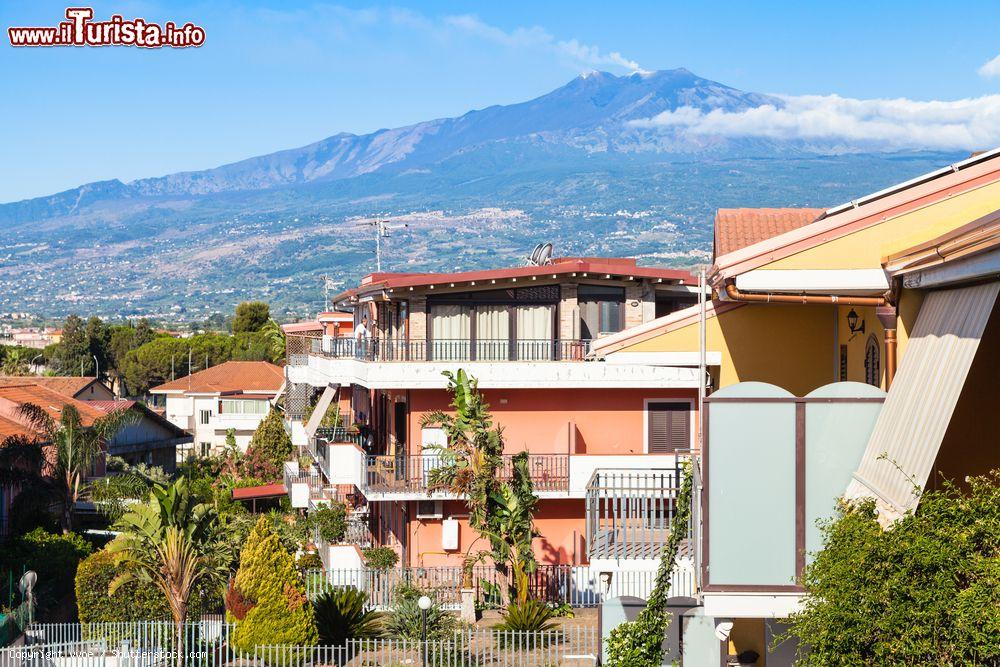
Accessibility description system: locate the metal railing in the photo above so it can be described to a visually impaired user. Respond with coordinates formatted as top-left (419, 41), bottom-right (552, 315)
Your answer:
top-left (287, 334), bottom-right (592, 363)
top-left (364, 453), bottom-right (570, 494)
top-left (585, 467), bottom-right (684, 560)
top-left (22, 623), bottom-right (597, 667)
top-left (303, 563), bottom-right (696, 610)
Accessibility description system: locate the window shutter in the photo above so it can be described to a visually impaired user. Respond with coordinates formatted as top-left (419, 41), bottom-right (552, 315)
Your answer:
top-left (648, 403), bottom-right (690, 453)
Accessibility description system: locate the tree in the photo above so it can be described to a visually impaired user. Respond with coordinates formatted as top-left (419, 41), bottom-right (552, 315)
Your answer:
top-left (85, 316), bottom-right (110, 379)
top-left (0, 434), bottom-right (59, 534)
top-left (108, 479), bottom-right (228, 667)
top-left (17, 403), bottom-right (136, 533)
top-left (229, 516), bottom-right (317, 657)
top-left (0, 347), bottom-right (31, 375)
top-left (422, 369), bottom-right (539, 604)
top-left (247, 408), bottom-right (293, 471)
top-left (232, 302), bottom-right (271, 334)
top-left (785, 472), bottom-right (1000, 665)
top-left (52, 314), bottom-right (90, 376)
top-left (259, 318), bottom-right (286, 363)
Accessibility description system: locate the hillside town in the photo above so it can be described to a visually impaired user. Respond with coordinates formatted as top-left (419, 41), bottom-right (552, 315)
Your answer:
top-left (0, 148), bottom-right (997, 665)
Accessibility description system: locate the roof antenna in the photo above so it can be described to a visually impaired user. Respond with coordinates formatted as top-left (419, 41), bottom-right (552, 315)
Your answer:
top-left (526, 243), bottom-right (554, 266)
top-left (356, 217), bottom-right (409, 272)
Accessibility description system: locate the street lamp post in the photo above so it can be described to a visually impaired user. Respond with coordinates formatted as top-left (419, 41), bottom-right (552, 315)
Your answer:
top-left (417, 595), bottom-right (432, 667)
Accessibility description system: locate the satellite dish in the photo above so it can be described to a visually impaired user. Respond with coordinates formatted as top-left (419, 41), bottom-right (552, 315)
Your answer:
top-left (538, 243), bottom-right (553, 265)
top-left (528, 244), bottom-right (544, 266)
top-left (19, 570), bottom-right (37, 595)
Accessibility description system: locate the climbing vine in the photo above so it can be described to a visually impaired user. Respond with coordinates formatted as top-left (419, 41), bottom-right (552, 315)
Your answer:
top-left (604, 461), bottom-right (694, 667)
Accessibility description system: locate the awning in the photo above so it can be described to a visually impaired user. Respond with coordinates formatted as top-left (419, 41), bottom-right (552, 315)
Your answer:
top-left (845, 282), bottom-right (999, 521)
top-left (304, 383), bottom-right (338, 438)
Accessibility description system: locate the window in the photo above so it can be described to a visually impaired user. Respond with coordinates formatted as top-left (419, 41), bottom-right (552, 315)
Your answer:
top-left (199, 409), bottom-right (211, 425)
top-left (579, 285), bottom-right (625, 338)
top-left (199, 442), bottom-right (211, 457)
top-left (864, 335), bottom-right (881, 387)
top-left (219, 399), bottom-right (268, 415)
top-left (647, 402), bottom-right (691, 453)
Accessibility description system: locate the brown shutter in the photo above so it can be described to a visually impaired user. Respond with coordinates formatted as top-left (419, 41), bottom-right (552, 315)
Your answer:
top-left (648, 403), bottom-right (690, 453)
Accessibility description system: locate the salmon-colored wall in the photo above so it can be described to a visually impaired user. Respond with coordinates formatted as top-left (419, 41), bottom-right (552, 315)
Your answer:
top-left (406, 388), bottom-right (697, 455)
top-left (406, 499), bottom-right (587, 567)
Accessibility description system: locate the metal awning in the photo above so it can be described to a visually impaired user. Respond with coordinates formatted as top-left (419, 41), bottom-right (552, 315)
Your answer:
top-left (304, 383), bottom-right (338, 438)
top-left (845, 282), bottom-right (1000, 521)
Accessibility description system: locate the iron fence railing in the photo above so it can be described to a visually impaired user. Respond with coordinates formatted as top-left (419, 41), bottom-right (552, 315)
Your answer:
top-left (585, 464), bottom-right (689, 560)
top-left (364, 453), bottom-right (569, 494)
top-left (303, 563), bottom-right (696, 610)
top-left (287, 335), bottom-right (592, 363)
top-left (22, 623), bottom-right (597, 667)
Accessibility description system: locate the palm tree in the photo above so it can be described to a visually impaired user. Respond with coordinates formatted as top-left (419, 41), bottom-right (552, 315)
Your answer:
top-left (17, 403), bottom-right (136, 533)
top-left (260, 318), bottom-right (286, 364)
top-left (108, 479), bottom-right (228, 667)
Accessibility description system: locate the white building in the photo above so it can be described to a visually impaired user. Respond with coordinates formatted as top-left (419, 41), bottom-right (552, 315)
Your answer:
top-left (150, 360), bottom-right (284, 458)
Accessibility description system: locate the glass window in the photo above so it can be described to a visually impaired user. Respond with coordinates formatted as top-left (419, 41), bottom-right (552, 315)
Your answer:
top-left (475, 305), bottom-right (510, 360)
top-left (579, 285), bottom-right (625, 338)
top-left (515, 304), bottom-right (554, 360)
top-left (199, 409), bottom-right (211, 425)
top-left (430, 305), bottom-right (471, 360)
top-left (220, 399), bottom-right (269, 415)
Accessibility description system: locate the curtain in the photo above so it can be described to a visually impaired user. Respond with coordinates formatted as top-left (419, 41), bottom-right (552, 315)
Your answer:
top-left (515, 304), bottom-right (554, 360)
top-left (431, 305), bottom-right (471, 360)
top-left (476, 306), bottom-right (510, 360)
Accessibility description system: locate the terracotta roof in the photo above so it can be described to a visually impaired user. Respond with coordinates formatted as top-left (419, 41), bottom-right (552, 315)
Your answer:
top-left (0, 415), bottom-right (34, 441)
top-left (334, 257), bottom-right (695, 304)
top-left (149, 360), bottom-right (284, 395)
top-left (231, 483), bottom-right (286, 499)
top-left (85, 399), bottom-right (190, 438)
top-left (281, 321), bottom-right (322, 334)
top-left (0, 383), bottom-right (106, 428)
top-left (0, 376), bottom-right (108, 398)
top-left (710, 148), bottom-right (1000, 283)
top-left (714, 208), bottom-right (824, 258)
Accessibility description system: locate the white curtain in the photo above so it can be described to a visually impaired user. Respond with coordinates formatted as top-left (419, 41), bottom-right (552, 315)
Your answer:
top-left (431, 305), bottom-right (471, 360)
top-left (515, 305), bottom-right (553, 360)
top-left (476, 306), bottom-right (509, 360)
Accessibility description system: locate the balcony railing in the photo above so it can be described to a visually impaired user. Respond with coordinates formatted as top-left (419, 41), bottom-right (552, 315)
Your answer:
top-left (288, 335), bottom-right (591, 363)
top-left (364, 453), bottom-right (570, 494)
top-left (585, 467), bottom-right (685, 560)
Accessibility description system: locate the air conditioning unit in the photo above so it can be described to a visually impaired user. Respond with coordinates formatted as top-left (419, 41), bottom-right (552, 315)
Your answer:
top-left (415, 500), bottom-right (443, 519)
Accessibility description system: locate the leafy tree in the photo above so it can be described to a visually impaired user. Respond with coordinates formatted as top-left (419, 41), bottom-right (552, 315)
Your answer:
top-left (785, 472), bottom-right (1000, 665)
top-left (17, 403), bottom-right (136, 533)
top-left (605, 462), bottom-right (694, 667)
top-left (362, 546), bottom-right (399, 571)
top-left (232, 302), bottom-right (271, 334)
top-left (313, 587), bottom-right (383, 645)
top-left (0, 528), bottom-right (91, 616)
top-left (52, 314), bottom-right (90, 376)
top-left (85, 316), bottom-right (110, 379)
top-left (247, 408), bottom-right (293, 470)
top-left (0, 346), bottom-right (32, 375)
top-left (229, 517), bottom-right (317, 657)
top-left (260, 318), bottom-right (286, 364)
top-left (108, 479), bottom-right (229, 667)
top-left (311, 503), bottom-right (347, 543)
top-left (422, 369), bottom-right (539, 604)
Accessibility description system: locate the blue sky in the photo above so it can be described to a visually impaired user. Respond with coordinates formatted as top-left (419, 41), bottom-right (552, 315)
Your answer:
top-left (1, 0), bottom-right (999, 202)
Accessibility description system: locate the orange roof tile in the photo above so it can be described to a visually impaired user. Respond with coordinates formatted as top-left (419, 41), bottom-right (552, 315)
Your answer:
top-left (0, 376), bottom-right (107, 398)
top-left (149, 360), bottom-right (284, 395)
top-left (714, 208), bottom-right (824, 258)
top-left (0, 414), bottom-right (34, 441)
top-left (0, 383), bottom-right (106, 428)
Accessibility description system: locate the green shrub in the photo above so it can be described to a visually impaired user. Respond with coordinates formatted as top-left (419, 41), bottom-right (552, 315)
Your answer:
top-left (1, 529), bottom-right (91, 614)
top-left (362, 546), bottom-right (398, 570)
top-left (495, 599), bottom-right (559, 633)
top-left (76, 549), bottom-right (170, 622)
top-left (313, 587), bottom-right (383, 645)
top-left (296, 552), bottom-right (323, 572)
top-left (230, 517), bottom-right (317, 658)
top-left (247, 409), bottom-right (293, 470)
top-left (312, 503), bottom-right (347, 544)
top-left (385, 584), bottom-right (457, 641)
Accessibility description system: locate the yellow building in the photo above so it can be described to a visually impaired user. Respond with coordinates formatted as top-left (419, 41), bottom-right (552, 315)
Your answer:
top-left (592, 148), bottom-right (1000, 666)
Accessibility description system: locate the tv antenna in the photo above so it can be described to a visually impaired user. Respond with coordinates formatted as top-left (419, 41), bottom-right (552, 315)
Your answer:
top-left (527, 242), bottom-right (554, 266)
top-left (320, 275), bottom-right (344, 312)
top-left (357, 217), bottom-right (409, 272)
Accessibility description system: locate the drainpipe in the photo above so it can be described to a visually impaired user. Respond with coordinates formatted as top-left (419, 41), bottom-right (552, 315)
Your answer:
top-left (876, 306), bottom-right (898, 389)
top-left (723, 280), bottom-right (888, 307)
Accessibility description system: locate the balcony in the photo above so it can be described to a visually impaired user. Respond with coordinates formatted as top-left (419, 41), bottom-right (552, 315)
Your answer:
top-left (288, 335), bottom-right (591, 363)
top-left (585, 467), bottom-right (687, 560)
top-left (363, 453), bottom-right (570, 497)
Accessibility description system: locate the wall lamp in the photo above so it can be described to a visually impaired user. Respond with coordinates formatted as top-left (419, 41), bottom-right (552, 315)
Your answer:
top-left (847, 308), bottom-right (865, 339)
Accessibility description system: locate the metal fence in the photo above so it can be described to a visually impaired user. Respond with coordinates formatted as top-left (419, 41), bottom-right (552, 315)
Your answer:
top-left (585, 468), bottom-right (684, 560)
top-left (0, 640), bottom-right (107, 666)
top-left (303, 564), bottom-right (695, 610)
top-left (0, 599), bottom-right (33, 648)
top-left (21, 623), bottom-right (597, 667)
top-left (364, 454), bottom-right (570, 494)
top-left (287, 335), bottom-right (592, 363)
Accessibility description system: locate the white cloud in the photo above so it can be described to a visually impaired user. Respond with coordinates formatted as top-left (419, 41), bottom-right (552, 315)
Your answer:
top-left (630, 94), bottom-right (1000, 150)
top-left (979, 54), bottom-right (1000, 78)
top-left (444, 14), bottom-right (645, 74)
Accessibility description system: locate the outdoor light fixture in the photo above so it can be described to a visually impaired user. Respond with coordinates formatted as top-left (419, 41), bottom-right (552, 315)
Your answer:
top-left (418, 595), bottom-right (432, 667)
top-left (847, 308), bottom-right (865, 339)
